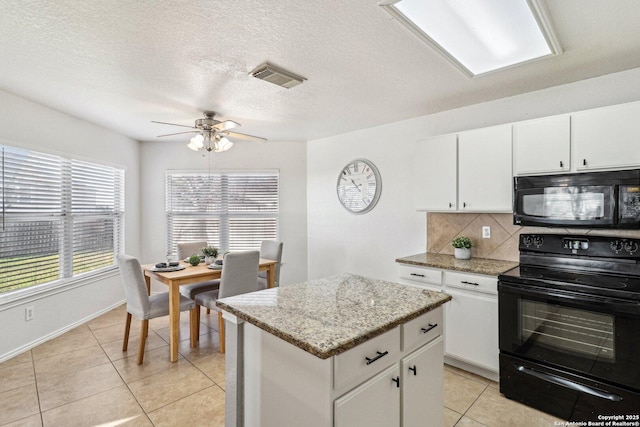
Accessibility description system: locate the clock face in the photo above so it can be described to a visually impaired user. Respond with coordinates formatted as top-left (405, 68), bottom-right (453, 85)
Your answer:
top-left (336, 159), bottom-right (382, 214)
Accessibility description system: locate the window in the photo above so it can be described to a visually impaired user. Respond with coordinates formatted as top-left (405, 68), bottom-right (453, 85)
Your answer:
top-left (166, 171), bottom-right (279, 255)
top-left (0, 145), bottom-right (125, 294)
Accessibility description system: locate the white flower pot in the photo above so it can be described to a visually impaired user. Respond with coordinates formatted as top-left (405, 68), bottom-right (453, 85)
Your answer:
top-left (454, 248), bottom-right (471, 260)
top-left (205, 256), bottom-right (216, 265)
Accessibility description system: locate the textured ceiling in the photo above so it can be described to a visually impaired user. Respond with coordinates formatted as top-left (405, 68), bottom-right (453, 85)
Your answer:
top-left (2, 0), bottom-right (640, 143)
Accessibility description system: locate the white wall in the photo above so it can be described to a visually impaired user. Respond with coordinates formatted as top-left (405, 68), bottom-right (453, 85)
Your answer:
top-left (307, 66), bottom-right (640, 281)
top-left (139, 138), bottom-right (307, 287)
top-left (0, 89), bottom-right (141, 361)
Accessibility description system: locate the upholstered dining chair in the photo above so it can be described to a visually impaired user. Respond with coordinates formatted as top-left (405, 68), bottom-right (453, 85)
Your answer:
top-left (176, 241), bottom-right (221, 314)
top-left (176, 241), bottom-right (207, 260)
top-left (258, 240), bottom-right (283, 289)
top-left (117, 254), bottom-right (196, 364)
top-left (192, 250), bottom-right (260, 353)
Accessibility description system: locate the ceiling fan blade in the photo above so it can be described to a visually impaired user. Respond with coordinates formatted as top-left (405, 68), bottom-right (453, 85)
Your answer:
top-left (213, 120), bottom-right (240, 131)
top-left (157, 130), bottom-right (200, 137)
top-left (223, 131), bottom-right (267, 143)
top-left (151, 120), bottom-right (197, 129)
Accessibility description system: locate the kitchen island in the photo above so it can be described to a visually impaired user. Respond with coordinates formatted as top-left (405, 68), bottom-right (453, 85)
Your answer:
top-left (216, 273), bottom-right (451, 427)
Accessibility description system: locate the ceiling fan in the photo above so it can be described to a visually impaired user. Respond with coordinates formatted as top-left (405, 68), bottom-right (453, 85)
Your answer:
top-left (152, 111), bottom-right (267, 153)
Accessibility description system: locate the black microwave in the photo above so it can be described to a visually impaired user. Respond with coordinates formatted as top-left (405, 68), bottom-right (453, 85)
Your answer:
top-left (513, 169), bottom-right (640, 228)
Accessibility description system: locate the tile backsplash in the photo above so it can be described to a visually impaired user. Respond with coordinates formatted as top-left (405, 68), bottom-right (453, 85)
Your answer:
top-left (426, 213), bottom-right (640, 262)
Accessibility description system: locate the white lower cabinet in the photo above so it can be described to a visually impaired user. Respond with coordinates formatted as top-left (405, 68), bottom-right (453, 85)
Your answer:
top-left (401, 337), bottom-right (444, 427)
top-left (335, 364), bottom-right (401, 427)
top-left (444, 287), bottom-right (499, 372)
top-left (334, 336), bottom-right (444, 427)
top-left (397, 263), bottom-right (500, 375)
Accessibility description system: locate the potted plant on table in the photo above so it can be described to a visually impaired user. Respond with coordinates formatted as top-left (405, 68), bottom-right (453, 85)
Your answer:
top-left (452, 236), bottom-right (473, 260)
top-left (201, 246), bottom-right (219, 265)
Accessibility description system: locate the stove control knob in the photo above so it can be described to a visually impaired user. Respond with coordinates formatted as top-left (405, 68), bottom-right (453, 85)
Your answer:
top-left (522, 236), bottom-right (533, 247)
top-left (532, 236), bottom-right (544, 247)
top-left (610, 240), bottom-right (624, 253)
top-left (624, 241), bottom-right (639, 254)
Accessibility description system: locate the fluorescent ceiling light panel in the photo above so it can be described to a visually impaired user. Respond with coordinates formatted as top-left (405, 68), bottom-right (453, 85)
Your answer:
top-left (381, 0), bottom-right (561, 76)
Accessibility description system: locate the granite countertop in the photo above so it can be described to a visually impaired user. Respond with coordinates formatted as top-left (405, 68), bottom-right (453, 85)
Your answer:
top-left (216, 273), bottom-right (451, 360)
top-left (396, 252), bottom-right (518, 276)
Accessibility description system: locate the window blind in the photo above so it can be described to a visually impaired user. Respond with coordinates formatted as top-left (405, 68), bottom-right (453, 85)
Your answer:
top-left (166, 171), bottom-right (279, 255)
top-left (0, 145), bottom-right (124, 294)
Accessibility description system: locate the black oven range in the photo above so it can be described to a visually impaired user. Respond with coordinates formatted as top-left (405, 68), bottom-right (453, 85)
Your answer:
top-left (498, 233), bottom-right (640, 421)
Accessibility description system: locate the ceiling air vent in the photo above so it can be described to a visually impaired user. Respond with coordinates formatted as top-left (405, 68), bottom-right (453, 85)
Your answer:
top-left (250, 63), bottom-right (306, 89)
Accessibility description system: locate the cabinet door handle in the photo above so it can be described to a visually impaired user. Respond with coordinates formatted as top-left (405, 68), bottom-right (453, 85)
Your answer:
top-left (583, 159), bottom-right (587, 166)
top-left (461, 280), bottom-right (479, 286)
top-left (421, 323), bottom-right (438, 333)
top-left (559, 160), bottom-right (563, 168)
top-left (392, 376), bottom-right (400, 388)
top-left (410, 273), bottom-right (425, 278)
top-left (365, 350), bottom-right (388, 365)
top-left (409, 365), bottom-right (417, 376)
top-left (449, 202), bottom-right (453, 208)
top-left (463, 202), bottom-right (467, 208)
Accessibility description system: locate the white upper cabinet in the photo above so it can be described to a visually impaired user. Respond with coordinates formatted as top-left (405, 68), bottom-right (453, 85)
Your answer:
top-left (573, 101), bottom-right (640, 171)
top-left (458, 124), bottom-right (513, 212)
top-left (513, 115), bottom-right (570, 175)
top-left (413, 134), bottom-right (457, 211)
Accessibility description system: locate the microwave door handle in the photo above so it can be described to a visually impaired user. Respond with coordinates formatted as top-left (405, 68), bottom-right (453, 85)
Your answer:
top-left (516, 365), bottom-right (623, 402)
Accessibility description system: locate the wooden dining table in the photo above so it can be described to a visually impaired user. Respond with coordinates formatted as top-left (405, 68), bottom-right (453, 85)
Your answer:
top-left (142, 258), bottom-right (277, 362)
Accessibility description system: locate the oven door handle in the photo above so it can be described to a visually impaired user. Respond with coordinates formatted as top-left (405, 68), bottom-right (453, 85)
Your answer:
top-left (499, 282), bottom-right (640, 314)
top-left (516, 365), bottom-right (623, 402)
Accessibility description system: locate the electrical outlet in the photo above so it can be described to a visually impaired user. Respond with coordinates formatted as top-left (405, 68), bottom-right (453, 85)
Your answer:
top-left (482, 226), bottom-right (491, 239)
top-left (25, 306), bottom-right (34, 321)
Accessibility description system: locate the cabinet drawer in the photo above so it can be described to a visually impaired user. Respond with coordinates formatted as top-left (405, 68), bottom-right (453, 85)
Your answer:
top-left (402, 306), bottom-right (443, 352)
top-left (334, 326), bottom-right (401, 391)
top-left (397, 264), bottom-right (442, 289)
top-left (444, 271), bottom-right (497, 295)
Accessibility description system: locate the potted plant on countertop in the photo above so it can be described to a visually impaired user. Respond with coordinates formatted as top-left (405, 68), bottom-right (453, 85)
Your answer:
top-left (452, 236), bottom-right (473, 260)
top-left (201, 246), bottom-right (219, 265)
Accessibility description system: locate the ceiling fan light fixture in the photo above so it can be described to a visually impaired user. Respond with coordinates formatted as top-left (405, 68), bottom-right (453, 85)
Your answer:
top-left (190, 133), bottom-right (205, 148)
top-left (217, 136), bottom-right (233, 152)
top-left (186, 140), bottom-right (200, 151)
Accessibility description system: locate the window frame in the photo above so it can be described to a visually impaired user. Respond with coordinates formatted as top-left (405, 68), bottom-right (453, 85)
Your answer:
top-left (165, 169), bottom-right (280, 256)
top-left (0, 143), bottom-right (125, 301)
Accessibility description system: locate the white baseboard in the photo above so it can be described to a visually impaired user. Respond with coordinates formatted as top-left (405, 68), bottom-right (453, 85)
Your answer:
top-left (0, 299), bottom-right (126, 363)
top-left (445, 355), bottom-right (499, 382)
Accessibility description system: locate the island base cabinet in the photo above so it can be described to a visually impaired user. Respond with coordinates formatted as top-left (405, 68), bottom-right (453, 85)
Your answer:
top-left (335, 336), bottom-right (444, 427)
top-left (402, 337), bottom-right (444, 427)
top-left (239, 313), bottom-right (445, 427)
top-left (334, 364), bottom-right (401, 427)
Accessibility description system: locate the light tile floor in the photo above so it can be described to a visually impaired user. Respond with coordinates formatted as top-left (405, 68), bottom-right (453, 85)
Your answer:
top-left (0, 304), bottom-right (563, 426)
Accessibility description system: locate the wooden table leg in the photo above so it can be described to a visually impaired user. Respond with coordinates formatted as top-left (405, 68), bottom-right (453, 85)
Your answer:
top-left (267, 264), bottom-right (276, 288)
top-left (144, 275), bottom-right (151, 295)
top-left (169, 281), bottom-right (180, 362)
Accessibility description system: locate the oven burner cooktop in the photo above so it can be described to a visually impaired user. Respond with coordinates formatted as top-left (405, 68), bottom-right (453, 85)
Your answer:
top-left (499, 233), bottom-right (640, 300)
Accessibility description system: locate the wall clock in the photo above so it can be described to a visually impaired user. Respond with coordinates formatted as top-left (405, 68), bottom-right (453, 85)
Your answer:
top-left (336, 158), bottom-right (382, 214)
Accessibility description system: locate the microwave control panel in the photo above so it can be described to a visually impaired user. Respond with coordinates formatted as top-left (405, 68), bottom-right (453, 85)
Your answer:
top-left (620, 185), bottom-right (640, 220)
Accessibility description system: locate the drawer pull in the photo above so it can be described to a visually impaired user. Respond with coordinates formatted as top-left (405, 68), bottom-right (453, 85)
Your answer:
top-left (421, 323), bottom-right (438, 334)
top-left (410, 273), bottom-right (426, 278)
top-left (392, 376), bottom-right (400, 388)
top-left (461, 280), bottom-right (479, 286)
top-left (365, 351), bottom-right (389, 365)
top-left (409, 365), bottom-right (417, 376)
